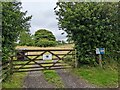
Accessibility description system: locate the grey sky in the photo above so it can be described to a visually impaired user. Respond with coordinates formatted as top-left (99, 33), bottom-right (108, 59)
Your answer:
top-left (21, 0), bottom-right (67, 41)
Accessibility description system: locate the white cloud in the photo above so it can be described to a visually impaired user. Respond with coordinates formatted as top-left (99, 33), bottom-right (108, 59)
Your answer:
top-left (21, 1), bottom-right (67, 41)
top-left (21, 0), bottom-right (58, 2)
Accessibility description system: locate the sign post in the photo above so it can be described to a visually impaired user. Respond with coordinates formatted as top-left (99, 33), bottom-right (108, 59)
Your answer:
top-left (99, 54), bottom-right (102, 67)
top-left (96, 48), bottom-right (105, 67)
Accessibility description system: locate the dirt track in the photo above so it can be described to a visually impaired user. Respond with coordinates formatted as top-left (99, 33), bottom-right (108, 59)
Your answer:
top-left (56, 69), bottom-right (96, 88)
top-left (23, 69), bottom-right (96, 89)
top-left (23, 71), bottom-right (55, 88)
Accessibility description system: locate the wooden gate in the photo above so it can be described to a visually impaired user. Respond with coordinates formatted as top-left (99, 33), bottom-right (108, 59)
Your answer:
top-left (11, 48), bottom-right (75, 73)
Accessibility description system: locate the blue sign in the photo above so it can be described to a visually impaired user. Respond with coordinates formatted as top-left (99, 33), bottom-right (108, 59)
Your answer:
top-left (96, 48), bottom-right (105, 54)
top-left (99, 48), bottom-right (105, 54)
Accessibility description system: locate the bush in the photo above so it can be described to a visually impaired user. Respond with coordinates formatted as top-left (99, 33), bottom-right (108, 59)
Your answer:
top-left (36, 39), bottom-right (57, 47)
top-left (34, 29), bottom-right (57, 47)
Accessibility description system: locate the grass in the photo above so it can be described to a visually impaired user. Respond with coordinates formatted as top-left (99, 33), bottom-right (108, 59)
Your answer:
top-left (43, 70), bottom-right (64, 88)
top-left (72, 65), bottom-right (118, 88)
top-left (42, 59), bottom-right (64, 88)
top-left (2, 72), bottom-right (27, 88)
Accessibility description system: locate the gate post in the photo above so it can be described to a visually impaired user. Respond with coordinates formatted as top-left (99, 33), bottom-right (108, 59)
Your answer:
top-left (75, 49), bottom-right (78, 68)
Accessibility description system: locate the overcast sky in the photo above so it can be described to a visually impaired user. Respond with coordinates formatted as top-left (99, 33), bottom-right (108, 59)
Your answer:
top-left (21, 0), bottom-right (67, 41)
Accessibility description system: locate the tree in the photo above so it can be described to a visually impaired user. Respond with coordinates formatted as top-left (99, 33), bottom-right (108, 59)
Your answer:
top-left (34, 29), bottom-right (57, 47)
top-left (18, 31), bottom-right (34, 46)
top-left (54, 2), bottom-right (119, 65)
top-left (2, 1), bottom-right (32, 60)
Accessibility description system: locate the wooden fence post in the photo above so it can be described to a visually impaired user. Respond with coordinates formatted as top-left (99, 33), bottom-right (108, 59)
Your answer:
top-left (10, 56), bottom-right (13, 74)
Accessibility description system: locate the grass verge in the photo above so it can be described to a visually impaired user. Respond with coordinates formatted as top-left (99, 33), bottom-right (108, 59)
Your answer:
top-left (43, 70), bottom-right (64, 88)
top-left (72, 66), bottom-right (118, 88)
top-left (2, 72), bottom-right (27, 88)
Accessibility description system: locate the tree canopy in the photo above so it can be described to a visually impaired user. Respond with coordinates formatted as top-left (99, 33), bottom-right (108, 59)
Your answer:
top-left (2, 2), bottom-right (32, 60)
top-left (34, 29), bottom-right (57, 47)
top-left (18, 31), bottom-right (34, 46)
top-left (54, 2), bottom-right (119, 64)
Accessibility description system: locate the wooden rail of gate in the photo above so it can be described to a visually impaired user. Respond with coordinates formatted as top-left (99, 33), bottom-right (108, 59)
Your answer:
top-left (11, 48), bottom-right (76, 73)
